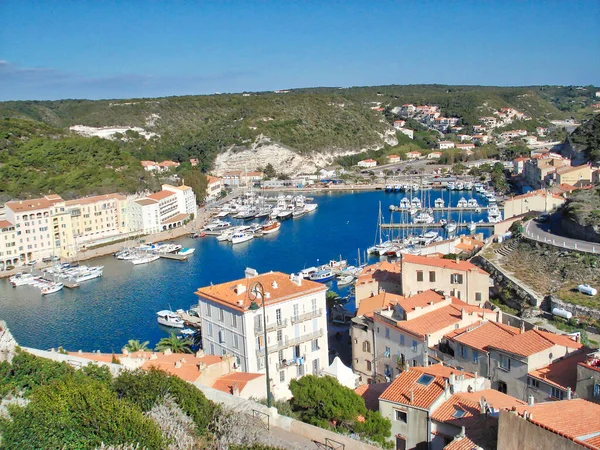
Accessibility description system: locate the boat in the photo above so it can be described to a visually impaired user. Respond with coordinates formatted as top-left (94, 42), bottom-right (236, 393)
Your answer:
top-left (399, 198), bottom-right (411, 209)
top-left (417, 231), bottom-right (439, 246)
top-left (457, 198), bottom-right (468, 208)
top-left (203, 220), bottom-right (231, 231)
top-left (434, 198), bottom-right (445, 208)
top-left (455, 182), bottom-right (464, 190)
top-left (277, 209), bottom-right (293, 221)
top-left (9, 272), bottom-right (36, 287)
top-left (131, 255), bottom-right (160, 265)
top-left (292, 207), bottom-right (306, 218)
top-left (304, 203), bottom-right (317, 213)
top-left (255, 207), bottom-right (272, 219)
top-left (156, 310), bottom-right (185, 328)
top-left (385, 184), bottom-right (393, 192)
top-left (412, 183), bottom-right (419, 192)
top-left (467, 199), bottom-right (479, 208)
top-left (440, 218), bottom-right (447, 226)
top-left (464, 181), bottom-right (473, 190)
top-left (261, 220), bottom-right (281, 234)
top-left (231, 232), bottom-right (254, 244)
top-left (180, 328), bottom-right (196, 336)
top-left (299, 267), bottom-right (319, 279)
top-left (446, 182), bottom-right (455, 190)
top-left (68, 266), bottom-right (104, 282)
top-left (41, 282), bottom-right (64, 295)
top-left (337, 275), bottom-right (355, 286)
top-left (468, 221), bottom-right (477, 232)
top-left (177, 248), bottom-right (195, 256)
top-left (216, 230), bottom-right (234, 242)
top-left (309, 269), bottom-right (335, 282)
top-left (413, 212), bottom-right (435, 224)
top-left (446, 221), bottom-right (458, 234)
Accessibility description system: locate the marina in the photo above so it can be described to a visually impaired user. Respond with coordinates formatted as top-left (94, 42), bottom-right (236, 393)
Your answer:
top-left (0, 189), bottom-right (495, 353)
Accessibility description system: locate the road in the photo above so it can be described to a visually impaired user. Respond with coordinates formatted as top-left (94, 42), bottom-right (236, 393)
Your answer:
top-left (523, 214), bottom-right (600, 254)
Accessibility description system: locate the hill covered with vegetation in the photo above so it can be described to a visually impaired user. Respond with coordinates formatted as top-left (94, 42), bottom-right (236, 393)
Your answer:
top-left (567, 114), bottom-right (600, 163)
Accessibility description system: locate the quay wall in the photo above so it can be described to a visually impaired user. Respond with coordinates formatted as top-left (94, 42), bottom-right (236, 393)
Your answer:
top-left (549, 296), bottom-right (600, 323)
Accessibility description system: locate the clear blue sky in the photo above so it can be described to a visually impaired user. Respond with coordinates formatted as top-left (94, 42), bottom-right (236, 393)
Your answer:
top-left (1, 0), bottom-right (599, 101)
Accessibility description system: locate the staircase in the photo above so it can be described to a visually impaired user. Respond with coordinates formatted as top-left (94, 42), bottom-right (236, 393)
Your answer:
top-left (494, 237), bottom-right (521, 256)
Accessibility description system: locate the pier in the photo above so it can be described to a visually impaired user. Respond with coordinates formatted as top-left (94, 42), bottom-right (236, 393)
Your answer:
top-left (382, 222), bottom-right (495, 229)
top-left (390, 206), bottom-right (503, 212)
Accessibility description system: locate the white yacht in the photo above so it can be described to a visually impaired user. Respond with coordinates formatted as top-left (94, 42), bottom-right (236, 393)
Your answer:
top-left (131, 255), bottom-right (160, 265)
top-left (399, 198), bottom-right (411, 209)
top-left (41, 282), bottom-right (64, 295)
top-left (464, 181), bottom-right (473, 190)
top-left (68, 266), bottom-right (104, 282)
top-left (446, 182), bottom-right (456, 190)
top-left (455, 182), bottom-right (464, 190)
top-left (457, 198), bottom-right (468, 208)
top-left (304, 203), bottom-right (318, 213)
top-left (299, 267), bottom-right (319, 279)
top-left (9, 273), bottom-right (36, 287)
top-left (413, 212), bottom-right (435, 224)
top-left (203, 220), bottom-right (231, 231)
top-left (156, 310), bottom-right (185, 328)
top-left (434, 198), bottom-right (445, 208)
top-left (231, 232), bottom-right (254, 245)
top-left (467, 198), bottom-right (479, 208)
top-left (446, 221), bottom-right (458, 234)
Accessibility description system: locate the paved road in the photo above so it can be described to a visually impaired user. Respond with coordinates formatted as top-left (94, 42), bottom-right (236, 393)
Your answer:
top-left (523, 214), bottom-right (600, 254)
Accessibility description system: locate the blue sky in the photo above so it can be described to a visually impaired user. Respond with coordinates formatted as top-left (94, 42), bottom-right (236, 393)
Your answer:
top-left (1, 1), bottom-right (599, 101)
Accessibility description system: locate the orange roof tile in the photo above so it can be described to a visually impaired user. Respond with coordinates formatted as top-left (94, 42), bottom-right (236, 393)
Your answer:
top-left (444, 435), bottom-right (480, 450)
top-left (488, 329), bottom-right (581, 358)
top-left (141, 160), bottom-right (157, 166)
top-left (357, 261), bottom-right (402, 285)
top-left (212, 372), bottom-right (264, 394)
top-left (401, 254), bottom-right (488, 275)
top-left (135, 198), bottom-right (158, 206)
top-left (196, 272), bottom-right (327, 313)
top-left (556, 164), bottom-right (590, 175)
top-left (5, 196), bottom-right (63, 213)
top-left (514, 399), bottom-right (600, 449)
top-left (528, 351), bottom-right (588, 391)
top-left (207, 175), bottom-right (221, 184)
top-left (0, 220), bottom-right (14, 228)
top-left (446, 321), bottom-right (521, 353)
top-left (162, 213), bottom-right (189, 224)
top-left (397, 289), bottom-right (446, 311)
top-left (354, 382), bottom-right (391, 411)
top-left (64, 193), bottom-right (125, 206)
top-left (380, 364), bottom-right (473, 409)
top-left (357, 292), bottom-right (404, 317)
top-left (148, 190), bottom-right (176, 201)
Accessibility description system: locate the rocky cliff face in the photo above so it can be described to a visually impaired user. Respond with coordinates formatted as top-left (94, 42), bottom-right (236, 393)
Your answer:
top-left (561, 215), bottom-right (600, 243)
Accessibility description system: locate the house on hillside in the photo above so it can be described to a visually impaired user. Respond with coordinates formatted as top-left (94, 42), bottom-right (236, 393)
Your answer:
top-left (358, 159), bottom-right (377, 168)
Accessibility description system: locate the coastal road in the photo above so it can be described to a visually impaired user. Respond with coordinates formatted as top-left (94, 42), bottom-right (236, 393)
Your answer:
top-left (523, 214), bottom-right (600, 254)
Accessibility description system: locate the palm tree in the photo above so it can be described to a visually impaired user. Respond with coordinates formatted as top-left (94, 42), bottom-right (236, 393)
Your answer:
top-left (155, 333), bottom-right (193, 354)
top-left (122, 339), bottom-right (150, 353)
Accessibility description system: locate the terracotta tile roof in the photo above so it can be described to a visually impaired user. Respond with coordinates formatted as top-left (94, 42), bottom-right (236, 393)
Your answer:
top-left (397, 289), bottom-right (446, 312)
top-left (196, 272), bottom-right (327, 313)
top-left (354, 382), bottom-right (391, 411)
top-left (361, 159), bottom-right (377, 163)
top-left (401, 254), bottom-right (488, 275)
top-left (64, 193), bottom-right (125, 206)
top-left (135, 198), bottom-right (158, 206)
top-left (515, 399), bottom-right (600, 449)
top-left (444, 435), bottom-right (480, 450)
top-left (356, 292), bottom-right (404, 317)
top-left (488, 329), bottom-right (581, 358)
top-left (162, 213), bottom-right (189, 224)
top-left (141, 160), bottom-right (157, 166)
top-left (207, 175), bottom-right (222, 184)
top-left (432, 389), bottom-right (525, 424)
top-left (0, 220), bottom-right (14, 228)
top-left (380, 364), bottom-right (472, 409)
top-left (158, 160), bottom-right (180, 167)
top-left (164, 184), bottom-right (192, 191)
top-left (446, 321), bottom-right (521, 353)
top-left (356, 261), bottom-right (402, 285)
top-left (212, 372), bottom-right (264, 394)
top-left (5, 196), bottom-right (63, 213)
top-left (148, 190), bottom-right (176, 201)
top-left (387, 154), bottom-right (400, 158)
top-left (528, 351), bottom-right (589, 391)
top-left (556, 164), bottom-right (590, 175)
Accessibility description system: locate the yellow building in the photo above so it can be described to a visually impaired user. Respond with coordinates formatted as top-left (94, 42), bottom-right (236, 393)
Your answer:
top-left (555, 164), bottom-right (593, 187)
top-left (503, 190), bottom-right (566, 220)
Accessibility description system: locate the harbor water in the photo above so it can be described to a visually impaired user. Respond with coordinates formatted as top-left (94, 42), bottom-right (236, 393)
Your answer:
top-left (0, 189), bottom-right (493, 352)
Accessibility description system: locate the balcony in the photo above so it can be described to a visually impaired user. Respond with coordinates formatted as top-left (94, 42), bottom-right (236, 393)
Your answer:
top-left (290, 309), bottom-right (323, 324)
top-left (254, 318), bottom-right (288, 334)
top-left (276, 354), bottom-right (307, 371)
top-left (256, 329), bottom-right (324, 357)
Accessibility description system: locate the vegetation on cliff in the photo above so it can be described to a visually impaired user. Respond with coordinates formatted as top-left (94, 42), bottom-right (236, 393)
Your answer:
top-left (567, 114), bottom-right (600, 163)
top-left (564, 185), bottom-right (600, 228)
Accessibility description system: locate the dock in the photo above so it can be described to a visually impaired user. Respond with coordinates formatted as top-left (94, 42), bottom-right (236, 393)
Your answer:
top-left (382, 222), bottom-right (495, 229)
top-left (390, 206), bottom-right (503, 212)
top-left (158, 253), bottom-right (190, 261)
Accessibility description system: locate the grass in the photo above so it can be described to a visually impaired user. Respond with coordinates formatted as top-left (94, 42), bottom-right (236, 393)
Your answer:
top-left (489, 298), bottom-right (519, 315)
top-left (557, 285), bottom-right (600, 308)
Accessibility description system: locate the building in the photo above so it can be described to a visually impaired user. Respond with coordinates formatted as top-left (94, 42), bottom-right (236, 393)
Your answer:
top-left (438, 141), bottom-right (455, 150)
top-left (0, 220), bottom-right (18, 270)
top-left (471, 134), bottom-right (490, 145)
top-left (576, 350), bottom-right (600, 403)
top-left (513, 156), bottom-right (530, 175)
top-left (222, 171), bottom-right (265, 187)
top-left (162, 184), bottom-right (197, 216)
top-left (455, 143), bottom-right (475, 151)
top-left (523, 154), bottom-right (571, 188)
top-left (486, 329), bottom-right (582, 401)
top-left (141, 160), bottom-right (180, 172)
top-left (157, 160), bottom-right (180, 171)
top-left (406, 151), bottom-right (421, 159)
top-left (555, 164), bottom-right (593, 187)
top-left (498, 399), bottom-right (600, 450)
top-left (457, 134), bottom-right (472, 142)
top-left (206, 175), bottom-right (223, 201)
top-left (141, 160), bottom-right (160, 171)
top-left (355, 260), bottom-right (402, 307)
top-left (358, 159), bottom-right (378, 168)
top-left (502, 189), bottom-right (566, 220)
top-left (378, 364), bottom-right (489, 450)
top-left (393, 120), bottom-right (406, 129)
top-left (387, 155), bottom-right (401, 164)
top-left (427, 151), bottom-right (442, 159)
top-left (400, 254), bottom-right (490, 305)
top-left (194, 269), bottom-right (329, 399)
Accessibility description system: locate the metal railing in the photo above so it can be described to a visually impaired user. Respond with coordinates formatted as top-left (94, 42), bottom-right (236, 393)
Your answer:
top-left (276, 354), bottom-right (307, 371)
top-left (290, 308), bottom-right (323, 324)
top-left (254, 318), bottom-right (288, 334)
top-left (256, 329), bottom-right (324, 357)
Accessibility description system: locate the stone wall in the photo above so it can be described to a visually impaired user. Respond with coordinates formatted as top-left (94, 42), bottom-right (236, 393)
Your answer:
top-left (549, 296), bottom-right (600, 322)
top-left (561, 216), bottom-right (600, 243)
top-left (471, 255), bottom-right (544, 309)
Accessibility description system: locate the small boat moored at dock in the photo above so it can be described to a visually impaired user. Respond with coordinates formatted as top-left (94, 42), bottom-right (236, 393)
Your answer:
top-left (157, 310), bottom-right (185, 328)
top-left (309, 269), bottom-right (335, 283)
top-left (41, 282), bottom-right (64, 295)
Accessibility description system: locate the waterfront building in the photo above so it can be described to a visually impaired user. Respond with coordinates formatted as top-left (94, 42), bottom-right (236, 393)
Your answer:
top-left (502, 189), bottom-right (565, 220)
top-left (378, 364), bottom-right (489, 449)
top-left (400, 254), bottom-right (490, 305)
top-left (522, 154), bottom-right (571, 188)
top-left (0, 220), bottom-right (18, 270)
top-left (162, 184), bottom-right (197, 217)
top-left (194, 269), bottom-right (329, 399)
top-left (206, 175), bottom-right (223, 201)
top-left (221, 171), bottom-right (264, 187)
top-left (355, 260), bottom-right (402, 307)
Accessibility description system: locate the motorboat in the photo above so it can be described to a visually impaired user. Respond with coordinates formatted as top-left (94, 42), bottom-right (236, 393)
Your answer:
top-left (261, 220), bottom-right (281, 234)
top-left (255, 207), bottom-right (272, 219)
top-left (68, 266), bottom-right (104, 282)
top-left (412, 183), bottom-right (419, 191)
top-left (385, 184), bottom-right (394, 192)
top-left (467, 199), bottom-right (479, 208)
top-left (177, 248), bottom-right (195, 256)
top-left (304, 203), bottom-right (317, 213)
top-left (231, 232), bottom-right (254, 245)
top-left (180, 328), bottom-right (196, 336)
top-left (131, 255), bottom-right (160, 265)
top-left (446, 221), bottom-right (458, 234)
top-left (216, 229), bottom-right (234, 242)
top-left (277, 209), bottom-right (293, 220)
top-left (457, 198), bottom-right (468, 208)
top-left (411, 198), bottom-right (421, 209)
top-left (434, 198), bottom-right (445, 208)
top-left (413, 212), bottom-right (434, 224)
top-left (446, 182), bottom-right (455, 190)
top-left (299, 267), bottom-right (319, 279)
top-left (439, 218), bottom-right (447, 226)
top-left (455, 182), bottom-right (464, 190)
top-left (468, 222), bottom-right (477, 232)
top-left (292, 207), bottom-right (306, 218)
top-left (309, 269), bottom-right (335, 282)
top-left (464, 181), bottom-right (473, 190)
top-left (203, 220), bottom-right (231, 231)
top-left (156, 310), bottom-right (185, 328)
top-left (417, 231), bottom-right (439, 245)
top-left (399, 198), bottom-right (411, 209)
top-left (337, 275), bottom-right (355, 286)
top-left (9, 273), bottom-right (36, 287)
top-left (41, 282), bottom-right (64, 295)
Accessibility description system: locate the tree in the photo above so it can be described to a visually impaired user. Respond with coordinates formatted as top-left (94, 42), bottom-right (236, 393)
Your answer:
top-left (155, 333), bottom-right (193, 354)
top-left (263, 163), bottom-right (277, 179)
top-left (123, 339), bottom-right (150, 353)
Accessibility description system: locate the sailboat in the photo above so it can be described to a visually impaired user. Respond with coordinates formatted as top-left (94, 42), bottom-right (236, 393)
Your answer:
top-left (367, 202), bottom-right (393, 256)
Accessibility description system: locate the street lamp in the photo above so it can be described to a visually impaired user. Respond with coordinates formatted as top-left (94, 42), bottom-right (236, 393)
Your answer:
top-left (248, 281), bottom-right (272, 407)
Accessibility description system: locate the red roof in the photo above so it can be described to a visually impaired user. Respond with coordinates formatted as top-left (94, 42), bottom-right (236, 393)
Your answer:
top-left (445, 321), bottom-right (521, 353)
top-left (488, 329), bottom-right (582, 358)
top-left (212, 372), bottom-right (264, 394)
top-left (356, 292), bottom-right (403, 317)
top-left (354, 382), bottom-right (391, 411)
top-left (528, 351), bottom-right (588, 391)
top-left (402, 254), bottom-right (488, 275)
top-left (147, 190), bottom-right (176, 201)
top-left (0, 220), bottom-right (14, 228)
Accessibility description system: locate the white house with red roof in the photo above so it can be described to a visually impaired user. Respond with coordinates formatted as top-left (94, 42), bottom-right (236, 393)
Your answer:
top-left (406, 151), bottom-right (422, 159)
top-left (438, 141), bottom-right (456, 150)
top-left (387, 154), bottom-right (401, 164)
top-left (358, 159), bottom-right (378, 168)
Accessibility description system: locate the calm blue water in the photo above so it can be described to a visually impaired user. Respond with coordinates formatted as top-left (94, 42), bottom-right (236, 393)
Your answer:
top-left (0, 190), bottom-right (490, 352)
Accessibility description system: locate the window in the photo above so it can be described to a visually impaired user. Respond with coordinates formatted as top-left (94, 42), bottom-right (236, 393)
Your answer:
top-left (528, 377), bottom-right (539, 389)
top-left (280, 371), bottom-right (285, 382)
top-left (451, 273), bottom-right (463, 284)
top-left (257, 335), bottom-right (264, 350)
top-left (293, 304), bottom-right (299, 321)
top-left (551, 387), bottom-right (565, 400)
top-left (363, 341), bottom-right (371, 353)
top-left (594, 383), bottom-right (600, 399)
top-left (312, 358), bottom-right (319, 375)
top-left (429, 271), bottom-right (436, 282)
top-left (497, 381), bottom-right (508, 394)
top-left (385, 328), bottom-right (390, 339)
top-left (218, 330), bottom-right (225, 343)
top-left (385, 346), bottom-right (391, 358)
top-left (277, 329), bottom-right (283, 343)
top-left (219, 309), bottom-right (224, 322)
top-left (499, 355), bottom-right (511, 371)
top-left (366, 360), bottom-right (372, 371)
top-left (206, 304), bottom-right (212, 317)
top-left (312, 339), bottom-right (319, 352)
top-left (209, 343), bottom-right (215, 355)
top-left (459, 345), bottom-right (467, 358)
top-left (395, 410), bottom-right (407, 423)
top-left (416, 271), bottom-right (424, 282)
top-left (384, 364), bottom-right (391, 377)
top-left (400, 335), bottom-right (405, 346)
top-left (232, 314), bottom-right (237, 328)
top-left (475, 292), bottom-right (482, 302)
top-left (297, 363), bottom-right (304, 377)
top-left (417, 374), bottom-right (434, 386)
top-left (452, 408), bottom-right (466, 418)
top-left (207, 323), bottom-right (213, 337)
top-left (412, 340), bottom-right (418, 352)
top-left (276, 308), bottom-right (282, 325)
top-left (473, 350), bottom-right (479, 363)
top-left (233, 334), bottom-right (239, 349)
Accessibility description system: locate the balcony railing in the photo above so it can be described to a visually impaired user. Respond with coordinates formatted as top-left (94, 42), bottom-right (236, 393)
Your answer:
top-left (290, 309), bottom-right (323, 324)
top-left (254, 318), bottom-right (288, 334)
top-left (276, 354), bottom-right (307, 371)
top-left (256, 329), bottom-right (324, 357)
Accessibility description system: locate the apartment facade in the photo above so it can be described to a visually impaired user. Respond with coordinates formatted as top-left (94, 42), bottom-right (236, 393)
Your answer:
top-left (401, 254), bottom-right (490, 305)
top-left (355, 260), bottom-right (402, 308)
top-left (194, 270), bottom-right (329, 399)
top-left (503, 189), bottom-right (566, 220)
top-left (162, 184), bottom-right (197, 216)
top-left (206, 176), bottom-right (224, 201)
top-left (0, 220), bottom-right (18, 270)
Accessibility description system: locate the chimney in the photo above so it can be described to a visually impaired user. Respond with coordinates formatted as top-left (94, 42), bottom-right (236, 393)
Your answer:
top-left (444, 294), bottom-right (451, 302)
top-left (164, 348), bottom-right (172, 356)
top-left (455, 257), bottom-right (459, 264)
top-left (271, 281), bottom-right (278, 289)
top-left (231, 382), bottom-right (240, 397)
top-left (149, 353), bottom-right (158, 360)
top-left (196, 350), bottom-right (205, 358)
top-left (245, 267), bottom-right (258, 278)
top-left (174, 360), bottom-right (182, 369)
top-left (235, 284), bottom-right (246, 295)
top-left (459, 426), bottom-right (466, 438)
top-left (528, 395), bottom-right (535, 406)
top-left (122, 349), bottom-right (129, 356)
top-left (423, 350), bottom-right (429, 367)
top-left (197, 361), bottom-right (207, 371)
top-left (479, 396), bottom-right (487, 415)
top-left (567, 387), bottom-right (572, 399)
top-left (410, 389), bottom-right (414, 404)
top-left (449, 372), bottom-right (456, 386)
top-left (520, 321), bottom-right (525, 333)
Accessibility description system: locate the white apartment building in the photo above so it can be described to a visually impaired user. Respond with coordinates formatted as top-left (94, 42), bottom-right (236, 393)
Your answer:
top-left (205, 176), bottom-right (223, 201)
top-left (0, 220), bottom-right (18, 270)
top-left (194, 269), bottom-right (329, 400)
top-left (128, 198), bottom-right (161, 234)
top-left (162, 184), bottom-right (197, 216)
top-left (438, 141), bottom-right (456, 150)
